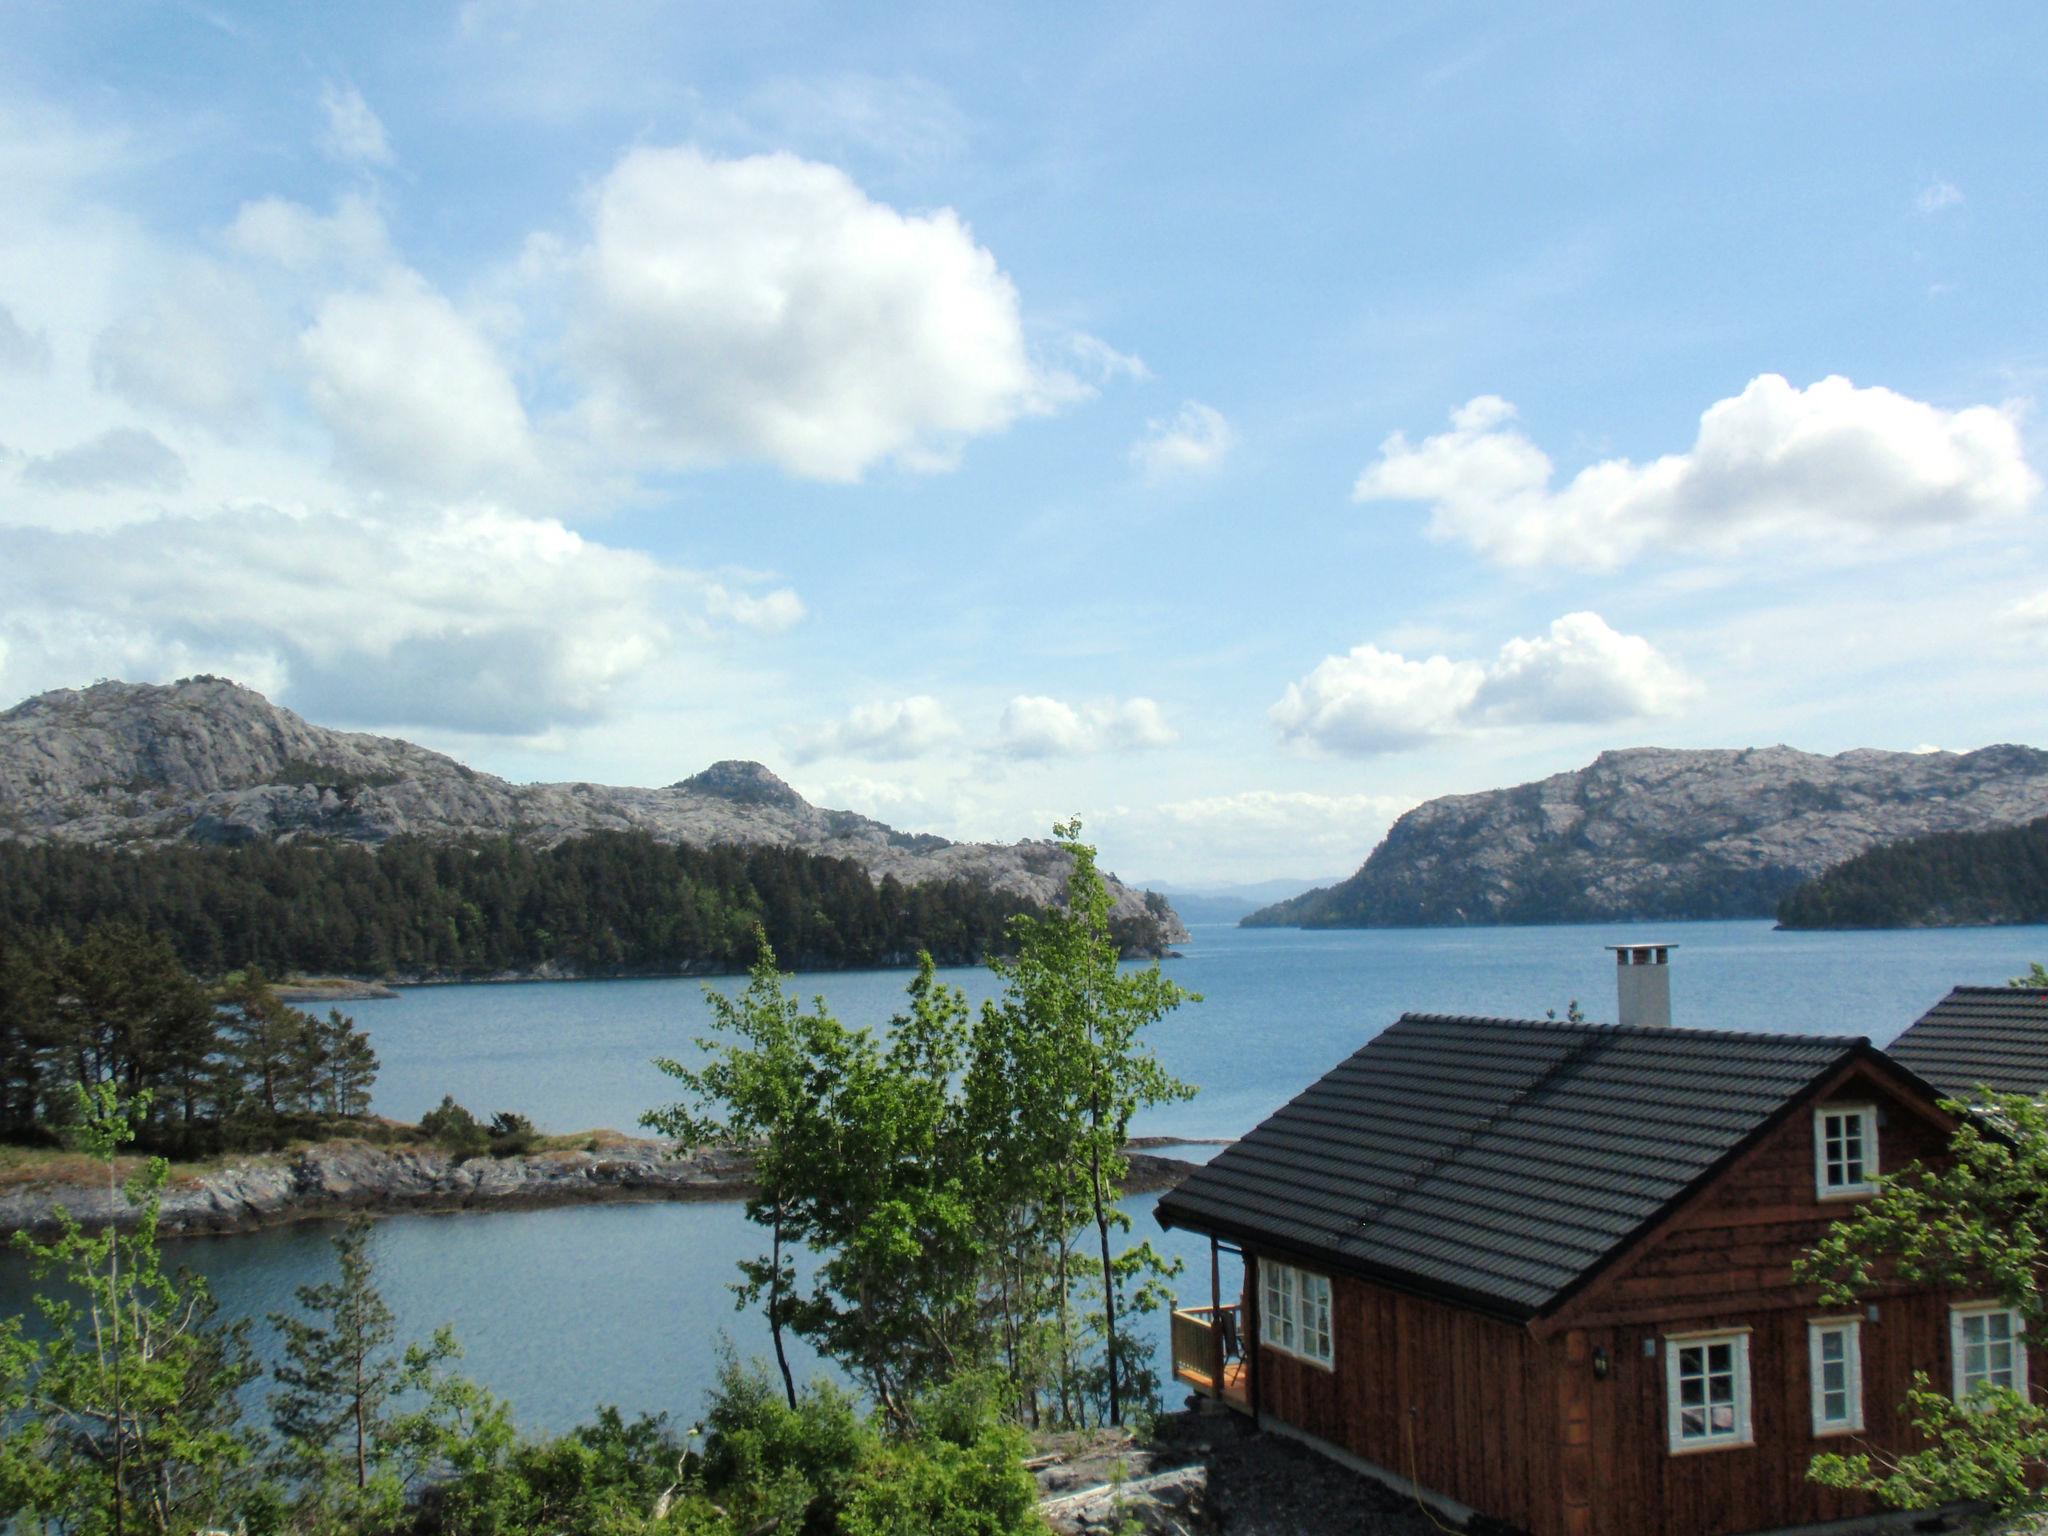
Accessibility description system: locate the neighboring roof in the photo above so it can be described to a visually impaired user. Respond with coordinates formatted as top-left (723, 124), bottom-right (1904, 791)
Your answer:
top-left (1154, 1014), bottom-right (1871, 1320)
top-left (1887, 985), bottom-right (2048, 1098)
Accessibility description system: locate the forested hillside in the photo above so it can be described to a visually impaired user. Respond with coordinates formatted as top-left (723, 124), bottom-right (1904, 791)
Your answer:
top-left (1776, 815), bottom-right (2048, 928)
top-left (0, 832), bottom-right (1175, 978)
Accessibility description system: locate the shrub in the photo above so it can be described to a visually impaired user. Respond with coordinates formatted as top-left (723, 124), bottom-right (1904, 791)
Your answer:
top-left (488, 1112), bottom-right (539, 1158)
top-left (419, 1095), bottom-right (488, 1159)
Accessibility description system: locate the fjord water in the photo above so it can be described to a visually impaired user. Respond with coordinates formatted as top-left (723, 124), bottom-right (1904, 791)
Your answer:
top-left (8, 918), bottom-right (2045, 1434)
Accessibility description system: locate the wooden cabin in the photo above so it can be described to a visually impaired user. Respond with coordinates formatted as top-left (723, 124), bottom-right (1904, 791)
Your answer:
top-left (1154, 1011), bottom-right (2018, 1536)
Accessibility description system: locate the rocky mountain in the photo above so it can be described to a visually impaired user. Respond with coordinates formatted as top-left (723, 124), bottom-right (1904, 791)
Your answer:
top-left (1244, 744), bottom-right (2048, 929)
top-left (0, 678), bottom-right (1184, 940)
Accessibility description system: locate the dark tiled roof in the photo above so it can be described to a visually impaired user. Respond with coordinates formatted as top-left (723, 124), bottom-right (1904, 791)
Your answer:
top-left (1887, 986), bottom-right (2048, 1098)
top-left (1154, 1014), bottom-right (1864, 1319)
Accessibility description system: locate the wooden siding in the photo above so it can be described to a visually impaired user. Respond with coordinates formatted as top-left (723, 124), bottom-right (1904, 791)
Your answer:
top-left (1249, 1256), bottom-right (1554, 1530)
top-left (1538, 1061), bottom-right (1983, 1536)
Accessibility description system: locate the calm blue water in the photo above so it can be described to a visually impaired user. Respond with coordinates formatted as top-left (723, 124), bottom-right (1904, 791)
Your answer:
top-left (6, 919), bottom-right (2044, 1435)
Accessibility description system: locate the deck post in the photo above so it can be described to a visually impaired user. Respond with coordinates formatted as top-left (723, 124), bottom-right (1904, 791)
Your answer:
top-left (1245, 1252), bottom-right (1261, 1423)
top-left (1208, 1236), bottom-right (1225, 1389)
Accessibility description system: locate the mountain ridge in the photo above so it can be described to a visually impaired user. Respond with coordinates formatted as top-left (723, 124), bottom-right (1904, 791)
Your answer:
top-left (0, 677), bottom-right (1185, 942)
top-left (1245, 743), bottom-right (2048, 929)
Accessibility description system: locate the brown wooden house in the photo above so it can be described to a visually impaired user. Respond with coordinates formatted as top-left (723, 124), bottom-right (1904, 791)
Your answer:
top-left (1154, 1007), bottom-right (2020, 1536)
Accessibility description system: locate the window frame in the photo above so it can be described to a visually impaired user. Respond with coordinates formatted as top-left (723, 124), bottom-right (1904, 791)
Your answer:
top-left (1259, 1259), bottom-right (1335, 1370)
top-left (1664, 1327), bottom-right (1754, 1454)
top-left (1813, 1103), bottom-right (1880, 1200)
top-left (1950, 1302), bottom-right (2028, 1408)
top-left (1807, 1318), bottom-right (1864, 1436)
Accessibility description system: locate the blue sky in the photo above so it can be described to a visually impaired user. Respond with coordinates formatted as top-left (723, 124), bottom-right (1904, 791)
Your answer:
top-left (2, 2), bottom-right (2045, 885)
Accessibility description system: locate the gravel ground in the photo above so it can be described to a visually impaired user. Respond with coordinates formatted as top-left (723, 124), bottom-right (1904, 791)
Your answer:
top-left (1038, 1407), bottom-right (1454, 1535)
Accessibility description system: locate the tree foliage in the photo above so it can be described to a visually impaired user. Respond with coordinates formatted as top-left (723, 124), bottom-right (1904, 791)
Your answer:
top-left (1777, 815), bottom-right (2048, 929)
top-left (0, 927), bottom-right (380, 1155)
top-left (650, 822), bottom-right (1198, 1436)
top-left (0, 832), bottom-right (1174, 981)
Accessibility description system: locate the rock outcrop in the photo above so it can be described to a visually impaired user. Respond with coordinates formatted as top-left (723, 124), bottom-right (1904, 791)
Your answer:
top-left (0, 1137), bottom-right (1202, 1239)
top-left (0, 677), bottom-right (1183, 941)
top-left (1246, 744), bottom-right (2048, 928)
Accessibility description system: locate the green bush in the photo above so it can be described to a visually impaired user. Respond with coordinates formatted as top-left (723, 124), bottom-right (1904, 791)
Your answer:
top-left (488, 1111), bottom-right (540, 1158)
top-left (419, 1095), bottom-right (489, 1159)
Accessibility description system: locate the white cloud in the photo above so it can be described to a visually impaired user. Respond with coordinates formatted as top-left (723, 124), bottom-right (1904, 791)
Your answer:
top-left (569, 144), bottom-right (1070, 481)
top-left (1470, 611), bottom-right (1695, 724)
top-left (997, 694), bottom-right (1178, 758)
top-left (1131, 400), bottom-right (1235, 480)
top-left (1917, 179), bottom-right (1964, 214)
top-left (91, 259), bottom-right (282, 427)
top-left (1354, 375), bottom-right (2039, 569)
top-left (20, 427), bottom-right (186, 492)
top-left (302, 271), bottom-right (537, 492)
top-left (701, 582), bottom-right (806, 634)
top-left (319, 85), bottom-right (393, 167)
top-left (229, 192), bottom-right (391, 274)
top-left (0, 302), bottom-right (51, 372)
top-left (791, 696), bottom-right (960, 762)
top-left (0, 503), bottom-right (684, 734)
top-left (1272, 613), bottom-right (1688, 755)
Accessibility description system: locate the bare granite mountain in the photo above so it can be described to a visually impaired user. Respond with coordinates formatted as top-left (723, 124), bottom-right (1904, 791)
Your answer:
top-left (0, 678), bottom-right (1185, 939)
top-left (1244, 744), bottom-right (2048, 928)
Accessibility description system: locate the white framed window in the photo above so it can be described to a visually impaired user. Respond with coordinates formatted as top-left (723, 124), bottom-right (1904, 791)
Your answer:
top-left (1260, 1260), bottom-right (1334, 1367)
top-left (1951, 1303), bottom-right (2028, 1407)
top-left (1665, 1330), bottom-right (1752, 1452)
top-left (1814, 1104), bottom-right (1879, 1199)
top-left (1808, 1319), bottom-right (1863, 1435)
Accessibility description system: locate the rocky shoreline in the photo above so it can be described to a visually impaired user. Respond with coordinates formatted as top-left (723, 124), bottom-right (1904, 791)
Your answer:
top-left (0, 1137), bottom-right (1208, 1240)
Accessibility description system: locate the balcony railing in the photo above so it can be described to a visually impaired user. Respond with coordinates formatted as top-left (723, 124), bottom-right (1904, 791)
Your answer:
top-left (1170, 1303), bottom-right (1248, 1410)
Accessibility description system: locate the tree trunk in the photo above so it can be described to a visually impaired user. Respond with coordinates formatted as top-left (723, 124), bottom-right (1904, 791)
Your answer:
top-left (1090, 1137), bottom-right (1121, 1426)
top-left (769, 1203), bottom-right (797, 1410)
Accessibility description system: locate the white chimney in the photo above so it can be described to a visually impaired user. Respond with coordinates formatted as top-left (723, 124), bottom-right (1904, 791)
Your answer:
top-left (1608, 943), bottom-right (1674, 1029)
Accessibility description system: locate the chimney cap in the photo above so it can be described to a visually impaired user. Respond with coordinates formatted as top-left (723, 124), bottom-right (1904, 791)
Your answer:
top-left (1604, 942), bottom-right (1679, 951)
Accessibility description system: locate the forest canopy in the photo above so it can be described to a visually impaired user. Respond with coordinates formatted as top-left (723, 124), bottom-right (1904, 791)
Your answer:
top-left (0, 832), bottom-right (1174, 981)
top-left (1776, 815), bottom-right (2048, 929)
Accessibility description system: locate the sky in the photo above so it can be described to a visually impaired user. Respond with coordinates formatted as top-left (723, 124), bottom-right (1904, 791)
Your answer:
top-left (2, 2), bottom-right (2046, 888)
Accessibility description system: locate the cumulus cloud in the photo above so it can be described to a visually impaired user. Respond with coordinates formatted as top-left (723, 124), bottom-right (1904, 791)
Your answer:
top-left (791, 696), bottom-right (960, 762)
top-left (0, 503), bottom-right (682, 734)
top-left (319, 85), bottom-right (392, 166)
top-left (569, 145), bottom-right (1067, 481)
top-left (1354, 375), bottom-right (2039, 569)
top-left (1917, 179), bottom-right (1964, 214)
top-left (0, 302), bottom-right (51, 372)
top-left (229, 192), bottom-right (391, 275)
top-left (20, 427), bottom-right (186, 493)
top-left (1272, 612), bottom-right (1688, 755)
top-left (1130, 401), bottom-right (1234, 479)
top-left (701, 583), bottom-right (806, 634)
top-left (997, 695), bottom-right (1178, 757)
top-left (302, 271), bottom-right (537, 492)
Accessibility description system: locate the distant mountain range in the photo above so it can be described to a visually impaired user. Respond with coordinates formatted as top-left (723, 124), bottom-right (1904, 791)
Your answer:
top-left (1134, 878), bottom-right (1339, 925)
top-left (1245, 745), bottom-right (2048, 929)
top-left (0, 677), bottom-right (1185, 942)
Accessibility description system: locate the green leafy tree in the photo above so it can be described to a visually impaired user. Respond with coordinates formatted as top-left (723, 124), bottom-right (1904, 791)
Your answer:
top-left (644, 940), bottom-right (844, 1409)
top-left (977, 821), bottom-right (1196, 1427)
top-left (1798, 1087), bottom-right (2048, 1511)
top-left (0, 1083), bottom-right (262, 1536)
top-left (420, 1095), bottom-right (491, 1159)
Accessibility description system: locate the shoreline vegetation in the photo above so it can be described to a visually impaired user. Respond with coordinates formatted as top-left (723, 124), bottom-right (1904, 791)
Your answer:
top-left (0, 1133), bottom-right (1218, 1241)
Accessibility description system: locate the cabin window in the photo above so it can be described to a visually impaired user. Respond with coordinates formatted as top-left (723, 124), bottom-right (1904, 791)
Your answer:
top-left (1260, 1260), bottom-right (1334, 1367)
top-left (1665, 1330), bottom-right (1752, 1452)
top-left (1951, 1304), bottom-right (2027, 1407)
top-left (1814, 1104), bottom-right (1878, 1198)
top-left (1808, 1320), bottom-right (1863, 1434)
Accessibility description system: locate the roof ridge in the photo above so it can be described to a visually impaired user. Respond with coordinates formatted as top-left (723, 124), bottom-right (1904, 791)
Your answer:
top-left (1395, 1012), bottom-right (1864, 1047)
top-left (1349, 1029), bottom-right (1611, 1237)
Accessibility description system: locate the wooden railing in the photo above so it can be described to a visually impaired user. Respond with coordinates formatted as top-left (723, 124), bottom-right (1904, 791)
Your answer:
top-left (1170, 1304), bottom-right (1234, 1395)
